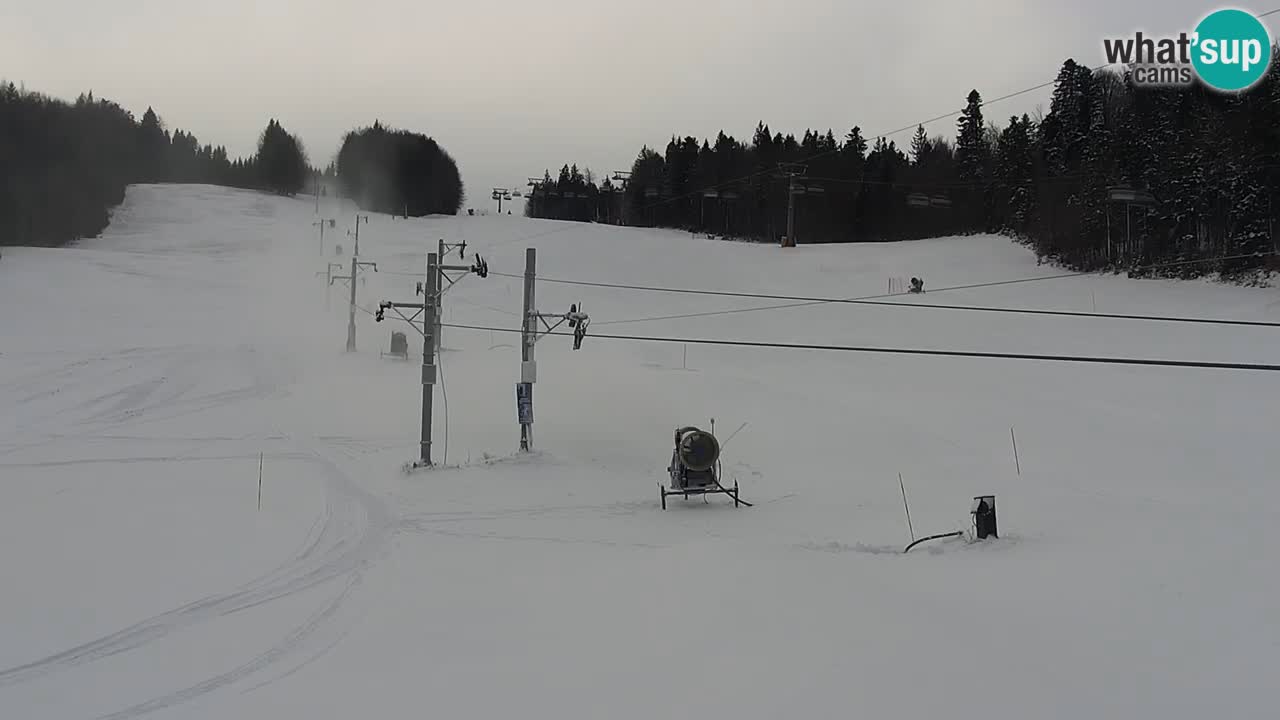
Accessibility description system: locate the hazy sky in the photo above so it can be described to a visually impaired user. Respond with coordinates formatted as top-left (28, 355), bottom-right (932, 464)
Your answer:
top-left (3, 1), bottom-right (1276, 211)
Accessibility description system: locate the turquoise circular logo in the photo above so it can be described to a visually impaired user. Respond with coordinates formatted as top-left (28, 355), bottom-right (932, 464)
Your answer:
top-left (1191, 8), bottom-right (1273, 91)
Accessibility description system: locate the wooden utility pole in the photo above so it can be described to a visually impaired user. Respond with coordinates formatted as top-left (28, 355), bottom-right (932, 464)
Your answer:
top-left (436, 239), bottom-right (446, 352)
top-left (514, 248), bottom-right (591, 453)
top-left (335, 255), bottom-right (377, 352)
top-left (786, 175), bottom-right (797, 246)
top-left (344, 214), bottom-right (371, 351)
top-left (520, 248), bottom-right (536, 451)
top-left (313, 217), bottom-right (335, 255)
top-left (420, 251), bottom-right (438, 465)
top-left (349, 213), bottom-right (368, 256)
top-left (315, 262), bottom-right (344, 310)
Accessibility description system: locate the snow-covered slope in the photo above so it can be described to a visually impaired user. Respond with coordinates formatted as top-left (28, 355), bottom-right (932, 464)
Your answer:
top-left (2, 184), bottom-right (1278, 719)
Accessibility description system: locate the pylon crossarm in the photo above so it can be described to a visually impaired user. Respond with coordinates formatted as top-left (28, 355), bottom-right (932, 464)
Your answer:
top-left (437, 262), bottom-right (484, 294)
top-left (382, 301), bottom-right (426, 318)
top-left (529, 312), bottom-right (569, 345)
top-left (376, 301), bottom-right (428, 337)
top-left (400, 307), bottom-right (424, 325)
top-left (536, 313), bottom-right (566, 332)
top-left (391, 313), bottom-right (427, 339)
top-left (438, 272), bottom-right (465, 294)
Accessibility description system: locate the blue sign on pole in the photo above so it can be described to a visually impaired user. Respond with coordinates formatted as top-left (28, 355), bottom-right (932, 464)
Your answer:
top-left (516, 382), bottom-right (533, 425)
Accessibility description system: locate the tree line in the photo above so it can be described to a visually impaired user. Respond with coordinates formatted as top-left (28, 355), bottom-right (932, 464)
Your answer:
top-left (0, 83), bottom-right (314, 247)
top-left (528, 53), bottom-right (1280, 278)
top-left (1, 83), bottom-right (465, 248)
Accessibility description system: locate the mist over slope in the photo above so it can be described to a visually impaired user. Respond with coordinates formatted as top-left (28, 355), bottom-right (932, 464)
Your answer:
top-left (1, 184), bottom-right (1277, 719)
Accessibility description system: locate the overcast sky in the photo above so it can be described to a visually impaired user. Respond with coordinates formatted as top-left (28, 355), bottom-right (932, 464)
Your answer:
top-left (2, 1), bottom-right (1276, 211)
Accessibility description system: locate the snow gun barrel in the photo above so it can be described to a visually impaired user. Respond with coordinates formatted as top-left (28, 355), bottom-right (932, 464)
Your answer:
top-left (675, 427), bottom-right (720, 472)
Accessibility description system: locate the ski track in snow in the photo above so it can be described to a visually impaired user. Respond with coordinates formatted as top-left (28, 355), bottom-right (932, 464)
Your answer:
top-left (1, 345), bottom-right (293, 460)
top-left (0, 438), bottom-right (393, 715)
top-left (0, 197), bottom-right (396, 716)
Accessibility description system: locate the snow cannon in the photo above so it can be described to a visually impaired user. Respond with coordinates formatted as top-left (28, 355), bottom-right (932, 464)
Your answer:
top-left (676, 427), bottom-right (719, 473)
top-left (661, 425), bottom-right (741, 509)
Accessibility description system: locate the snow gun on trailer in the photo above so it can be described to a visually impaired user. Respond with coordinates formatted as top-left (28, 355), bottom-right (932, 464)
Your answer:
top-left (661, 421), bottom-right (747, 509)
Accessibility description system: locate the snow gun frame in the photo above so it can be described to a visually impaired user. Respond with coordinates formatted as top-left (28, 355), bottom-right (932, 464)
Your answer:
top-left (661, 424), bottom-right (741, 509)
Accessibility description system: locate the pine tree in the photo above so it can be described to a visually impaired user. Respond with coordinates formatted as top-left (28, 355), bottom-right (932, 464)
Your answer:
top-left (910, 124), bottom-right (930, 165)
top-left (956, 90), bottom-right (989, 183)
top-left (843, 127), bottom-right (868, 161)
top-left (626, 145), bottom-right (666, 226)
top-left (801, 129), bottom-right (819, 157)
top-left (1042, 60), bottom-right (1095, 177)
top-left (955, 90), bottom-right (993, 231)
top-left (996, 115), bottom-right (1036, 233)
top-left (136, 107), bottom-right (169, 182)
top-left (1080, 75), bottom-right (1117, 265)
top-left (256, 119), bottom-right (308, 195)
top-left (752, 122), bottom-right (773, 153)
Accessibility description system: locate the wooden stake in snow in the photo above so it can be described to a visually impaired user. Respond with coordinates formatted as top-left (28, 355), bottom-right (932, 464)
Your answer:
top-left (898, 473), bottom-right (915, 542)
top-left (258, 452), bottom-right (264, 511)
top-left (1011, 426), bottom-right (1021, 476)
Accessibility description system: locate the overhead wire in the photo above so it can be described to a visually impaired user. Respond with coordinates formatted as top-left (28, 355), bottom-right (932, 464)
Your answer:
top-left (352, 274), bottom-right (1280, 375)
top-left (345, 10), bottom-right (1280, 375)
top-left (487, 251), bottom-right (1279, 328)
top-left (437, 322), bottom-right (1280, 373)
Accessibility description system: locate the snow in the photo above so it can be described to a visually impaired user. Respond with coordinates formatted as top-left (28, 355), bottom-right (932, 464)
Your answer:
top-left (2, 183), bottom-right (1278, 719)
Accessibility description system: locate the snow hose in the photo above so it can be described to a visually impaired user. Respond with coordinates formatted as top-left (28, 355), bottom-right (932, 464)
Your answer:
top-left (713, 479), bottom-right (753, 507)
top-left (902, 531), bottom-right (963, 554)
